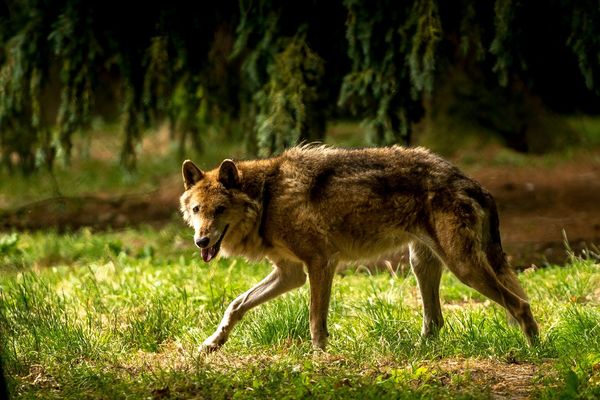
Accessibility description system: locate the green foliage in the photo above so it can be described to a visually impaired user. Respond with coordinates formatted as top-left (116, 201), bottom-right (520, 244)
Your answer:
top-left (340, 0), bottom-right (424, 145)
top-left (566, 1), bottom-right (600, 92)
top-left (254, 38), bottom-right (325, 156)
top-left (0, 1), bottom-right (239, 172)
top-left (49, 1), bottom-right (100, 162)
top-left (490, 0), bottom-right (519, 87)
top-left (409, 0), bottom-right (442, 94)
top-left (233, 1), bottom-right (331, 155)
top-left (0, 1), bottom-right (52, 172)
top-left (1, 1), bottom-right (600, 173)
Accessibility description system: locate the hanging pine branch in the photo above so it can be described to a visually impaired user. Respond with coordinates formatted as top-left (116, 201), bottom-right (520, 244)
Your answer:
top-left (566, 1), bottom-right (600, 93)
top-left (254, 37), bottom-right (325, 156)
top-left (0, 1), bottom-right (54, 173)
top-left (339, 0), bottom-right (434, 145)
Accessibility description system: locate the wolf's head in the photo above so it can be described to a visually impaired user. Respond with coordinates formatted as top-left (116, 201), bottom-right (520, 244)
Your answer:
top-left (180, 159), bottom-right (251, 262)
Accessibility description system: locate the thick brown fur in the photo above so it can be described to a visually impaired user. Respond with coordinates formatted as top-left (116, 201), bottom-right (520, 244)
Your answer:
top-left (180, 145), bottom-right (539, 351)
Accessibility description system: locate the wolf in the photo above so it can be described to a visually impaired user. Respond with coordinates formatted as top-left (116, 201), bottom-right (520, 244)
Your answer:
top-left (180, 145), bottom-right (539, 352)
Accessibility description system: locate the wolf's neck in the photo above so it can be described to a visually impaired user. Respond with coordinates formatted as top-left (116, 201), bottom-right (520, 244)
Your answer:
top-left (243, 157), bottom-right (281, 240)
top-left (237, 158), bottom-right (281, 201)
top-left (222, 158), bottom-right (281, 260)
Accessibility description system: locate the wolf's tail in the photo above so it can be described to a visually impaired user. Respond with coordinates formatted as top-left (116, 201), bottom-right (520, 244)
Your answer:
top-left (483, 194), bottom-right (529, 301)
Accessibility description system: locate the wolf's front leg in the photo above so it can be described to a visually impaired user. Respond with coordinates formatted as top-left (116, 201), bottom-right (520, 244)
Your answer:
top-left (409, 241), bottom-right (444, 337)
top-left (201, 261), bottom-right (306, 352)
top-left (306, 259), bottom-right (337, 350)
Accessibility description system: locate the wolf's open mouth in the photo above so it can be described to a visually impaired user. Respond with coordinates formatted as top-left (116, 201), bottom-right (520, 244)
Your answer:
top-left (201, 225), bottom-right (229, 263)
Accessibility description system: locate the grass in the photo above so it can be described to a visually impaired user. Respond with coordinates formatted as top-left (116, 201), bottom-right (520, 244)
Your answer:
top-left (1, 226), bottom-right (599, 399)
top-left (1, 121), bottom-right (600, 398)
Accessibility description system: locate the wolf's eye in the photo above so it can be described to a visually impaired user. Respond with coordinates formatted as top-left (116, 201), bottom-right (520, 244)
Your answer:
top-left (192, 205), bottom-right (200, 214)
top-left (214, 206), bottom-right (226, 216)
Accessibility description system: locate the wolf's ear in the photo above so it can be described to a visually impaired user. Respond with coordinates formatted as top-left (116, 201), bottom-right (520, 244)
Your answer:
top-left (218, 159), bottom-right (239, 189)
top-left (182, 160), bottom-right (204, 190)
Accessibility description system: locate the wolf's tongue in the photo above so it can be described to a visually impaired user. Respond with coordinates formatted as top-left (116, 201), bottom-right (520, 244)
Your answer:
top-left (201, 247), bottom-right (216, 263)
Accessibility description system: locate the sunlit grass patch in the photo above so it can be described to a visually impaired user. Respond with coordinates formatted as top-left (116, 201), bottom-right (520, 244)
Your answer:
top-left (238, 291), bottom-right (311, 347)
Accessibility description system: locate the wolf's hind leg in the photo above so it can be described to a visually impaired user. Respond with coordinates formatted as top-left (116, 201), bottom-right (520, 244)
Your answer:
top-left (201, 261), bottom-right (306, 352)
top-left (409, 241), bottom-right (444, 338)
top-left (443, 249), bottom-right (539, 345)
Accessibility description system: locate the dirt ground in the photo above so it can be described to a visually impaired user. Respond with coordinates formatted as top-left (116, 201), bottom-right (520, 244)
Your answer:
top-left (1, 157), bottom-right (599, 266)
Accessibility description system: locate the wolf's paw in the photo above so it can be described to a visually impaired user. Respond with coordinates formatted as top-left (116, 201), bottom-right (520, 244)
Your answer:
top-left (199, 335), bottom-right (226, 354)
top-left (525, 327), bottom-right (540, 347)
top-left (414, 335), bottom-right (435, 348)
top-left (311, 336), bottom-right (328, 352)
top-left (199, 342), bottom-right (221, 354)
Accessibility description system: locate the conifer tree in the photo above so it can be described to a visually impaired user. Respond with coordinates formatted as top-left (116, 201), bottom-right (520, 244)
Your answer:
top-left (0, 0), bottom-right (599, 172)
